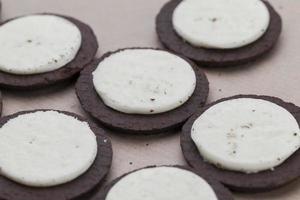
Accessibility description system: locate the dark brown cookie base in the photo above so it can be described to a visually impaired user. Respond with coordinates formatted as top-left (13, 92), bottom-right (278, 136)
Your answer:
top-left (0, 91), bottom-right (2, 116)
top-left (90, 165), bottom-right (234, 200)
top-left (156, 0), bottom-right (282, 67)
top-left (0, 13), bottom-right (98, 89)
top-left (75, 48), bottom-right (209, 134)
top-left (0, 110), bottom-right (112, 200)
top-left (181, 95), bottom-right (300, 192)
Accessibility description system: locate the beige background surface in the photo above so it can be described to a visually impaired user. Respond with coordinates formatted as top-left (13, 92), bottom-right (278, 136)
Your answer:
top-left (1, 0), bottom-right (300, 199)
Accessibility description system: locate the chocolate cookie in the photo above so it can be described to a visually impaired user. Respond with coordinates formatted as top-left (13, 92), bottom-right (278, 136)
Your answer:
top-left (0, 91), bottom-right (2, 116)
top-left (0, 110), bottom-right (112, 200)
top-left (90, 165), bottom-right (233, 200)
top-left (156, 0), bottom-right (282, 67)
top-left (0, 14), bottom-right (98, 90)
top-left (75, 48), bottom-right (209, 134)
top-left (181, 95), bottom-right (300, 192)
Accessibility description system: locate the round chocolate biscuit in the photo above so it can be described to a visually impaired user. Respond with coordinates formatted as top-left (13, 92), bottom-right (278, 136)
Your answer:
top-left (0, 91), bottom-right (2, 116)
top-left (90, 165), bottom-right (234, 200)
top-left (181, 95), bottom-right (300, 192)
top-left (75, 48), bottom-right (209, 134)
top-left (156, 0), bottom-right (282, 67)
top-left (0, 110), bottom-right (112, 200)
top-left (0, 13), bottom-right (98, 90)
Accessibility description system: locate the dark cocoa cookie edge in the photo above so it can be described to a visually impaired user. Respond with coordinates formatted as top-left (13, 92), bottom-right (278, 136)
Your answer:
top-left (0, 109), bottom-right (113, 200)
top-left (156, 0), bottom-right (282, 67)
top-left (181, 94), bottom-right (300, 192)
top-left (90, 165), bottom-right (234, 200)
top-left (0, 13), bottom-right (98, 90)
top-left (75, 47), bottom-right (209, 134)
top-left (0, 90), bottom-right (2, 116)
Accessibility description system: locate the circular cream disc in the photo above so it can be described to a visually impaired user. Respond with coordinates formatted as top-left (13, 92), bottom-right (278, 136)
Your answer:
top-left (191, 98), bottom-right (300, 173)
top-left (106, 167), bottom-right (218, 200)
top-left (0, 111), bottom-right (97, 187)
top-left (92, 49), bottom-right (196, 114)
top-left (172, 0), bottom-right (270, 49)
top-left (0, 14), bottom-right (82, 75)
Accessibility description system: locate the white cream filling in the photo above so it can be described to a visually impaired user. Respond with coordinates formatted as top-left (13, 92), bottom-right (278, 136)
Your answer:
top-left (105, 166), bottom-right (218, 200)
top-left (191, 98), bottom-right (300, 173)
top-left (0, 14), bottom-right (82, 75)
top-left (92, 49), bottom-right (196, 114)
top-left (0, 111), bottom-right (97, 187)
top-left (172, 0), bottom-right (270, 49)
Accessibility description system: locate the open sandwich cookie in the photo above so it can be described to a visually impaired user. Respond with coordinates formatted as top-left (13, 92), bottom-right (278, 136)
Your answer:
top-left (0, 13), bottom-right (98, 89)
top-left (76, 48), bottom-right (209, 134)
top-left (0, 91), bottom-right (2, 116)
top-left (156, 0), bottom-right (282, 67)
top-left (91, 166), bottom-right (233, 200)
top-left (0, 110), bottom-right (112, 200)
top-left (181, 95), bottom-right (300, 192)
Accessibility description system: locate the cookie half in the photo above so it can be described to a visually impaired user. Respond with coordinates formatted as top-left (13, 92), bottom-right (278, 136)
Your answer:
top-left (90, 166), bottom-right (233, 200)
top-left (181, 95), bottom-right (300, 192)
top-left (76, 48), bottom-right (209, 134)
top-left (0, 13), bottom-right (98, 89)
top-left (156, 0), bottom-right (282, 67)
top-left (0, 91), bottom-right (2, 116)
top-left (0, 110), bottom-right (112, 200)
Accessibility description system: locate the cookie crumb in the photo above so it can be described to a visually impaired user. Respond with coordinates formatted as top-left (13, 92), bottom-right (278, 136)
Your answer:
top-left (227, 132), bottom-right (236, 138)
top-left (241, 125), bottom-right (250, 129)
top-left (210, 17), bottom-right (217, 22)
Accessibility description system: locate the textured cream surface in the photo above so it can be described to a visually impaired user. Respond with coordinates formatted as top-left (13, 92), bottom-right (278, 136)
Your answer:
top-left (106, 167), bottom-right (218, 200)
top-left (0, 111), bottom-right (97, 187)
top-left (173, 0), bottom-right (270, 49)
top-left (0, 14), bottom-right (81, 75)
top-left (93, 49), bottom-right (196, 114)
top-left (192, 98), bottom-right (300, 173)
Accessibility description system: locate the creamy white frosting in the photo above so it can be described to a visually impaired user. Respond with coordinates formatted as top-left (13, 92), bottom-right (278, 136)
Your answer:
top-left (191, 98), bottom-right (300, 173)
top-left (172, 0), bottom-right (270, 49)
top-left (0, 14), bottom-right (82, 75)
top-left (0, 111), bottom-right (97, 187)
top-left (106, 166), bottom-right (218, 200)
top-left (92, 49), bottom-right (196, 114)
